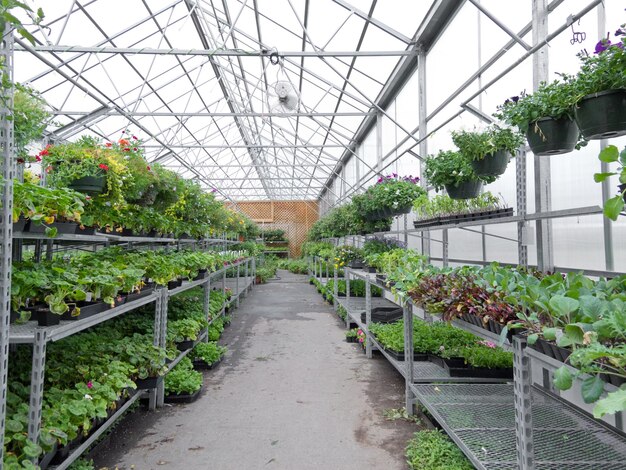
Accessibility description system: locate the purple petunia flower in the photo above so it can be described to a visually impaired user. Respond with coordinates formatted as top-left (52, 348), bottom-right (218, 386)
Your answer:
top-left (511, 96), bottom-right (520, 103)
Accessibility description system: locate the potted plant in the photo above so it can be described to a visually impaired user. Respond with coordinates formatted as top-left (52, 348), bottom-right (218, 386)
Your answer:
top-left (451, 126), bottom-right (524, 177)
top-left (494, 81), bottom-right (583, 155)
top-left (424, 150), bottom-right (495, 199)
top-left (569, 27), bottom-right (626, 139)
top-left (594, 145), bottom-right (626, 220)
top-left (353, 174), bottom-right (425, 220)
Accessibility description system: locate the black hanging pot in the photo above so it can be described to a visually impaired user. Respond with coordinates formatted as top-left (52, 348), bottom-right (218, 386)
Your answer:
top-left (526, 117), bottom-right (579, 156)
top-left (470, 150), bottom-right (510, 177)
top-left (574, 89), bottom-right (626, 140)
top-left (68, 175), bottom-right (106, 194)
top-left (445, 180), bottom-right (483, 200)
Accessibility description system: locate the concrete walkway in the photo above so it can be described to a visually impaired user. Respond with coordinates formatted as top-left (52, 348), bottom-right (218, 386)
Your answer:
top-left (93, 270), bottom-right (418, 470)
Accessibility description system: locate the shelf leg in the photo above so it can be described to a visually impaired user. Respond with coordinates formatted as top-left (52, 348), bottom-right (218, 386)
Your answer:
top-left (403, 301), bottom-right (415, 415)
top-left (222, 270), bottom-right (226, 316)
top-left (236, 264), bottom-right (240, 307)
top-left (345, 270), bottom-right (351, 329)
top-left (28, 329), bottom-right (48, 452)
top-left (203, 278), bottom-right (211, 343)
top-left (333, 265), bottom-right (338, 314)
top-left (514, 335), bottom-right (534, 469)
top-left (365, 279), bottom-right (372, 359)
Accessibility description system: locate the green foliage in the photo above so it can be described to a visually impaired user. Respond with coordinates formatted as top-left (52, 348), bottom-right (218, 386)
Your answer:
top-left (406, 430), bottom-right (473, 470)
top-left (424, 150), bottom-right (495, 191)
top-left (164, 357), bottom-right (203, 395)
top-left (352, 175), bottom-right (425, 217)
top-left (13, 84), bottom-right (50, 158)
top-left (277, 258), bottom-right (309, 274)
top-left (594, 145), bottom-right (626, 220)
top-left (413, 192), bottom-right (503, 219)
top-left (451, 125), bottom-right (524, 161)
top-left (260, 228), bottom-right (286, 241)
top-left (193, 342), bottom-right (227, 365)
top-left (494, 80), bottom-right (579, 131)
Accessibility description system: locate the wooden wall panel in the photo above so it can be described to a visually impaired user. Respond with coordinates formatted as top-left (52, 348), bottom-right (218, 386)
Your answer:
top-left (228, 200), bottom-right (319, 257)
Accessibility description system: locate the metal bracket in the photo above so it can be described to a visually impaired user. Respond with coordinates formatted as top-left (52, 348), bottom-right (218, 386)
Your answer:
top-left (514, 335), bottom-right (534, 469)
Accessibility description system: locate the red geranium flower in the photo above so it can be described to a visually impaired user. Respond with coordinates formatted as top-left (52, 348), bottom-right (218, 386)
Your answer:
top-left (105, 142), bottom-right (112, 148)
top-left (16, 158), bottom-right (24, 164)
top-left (35, 155), bottom-right (42, 162)
top-left (119, 138), bottom-right (130, 146)
top-left (39, 148), bottom-right (49, 157)
top-left (99, 163), bottom-right (109, 171)
top-left (123, 147), bottom-right (130, 152)
top-left (133, 147), bottom-right (138, 151)
top-left (132, 135), bottom-right (138, 140)
top-left (146, 165), bottom-right (151, 171)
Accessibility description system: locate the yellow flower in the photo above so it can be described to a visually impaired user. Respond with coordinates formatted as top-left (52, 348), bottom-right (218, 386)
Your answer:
top-left (43, 216), bottom-right (55, 224)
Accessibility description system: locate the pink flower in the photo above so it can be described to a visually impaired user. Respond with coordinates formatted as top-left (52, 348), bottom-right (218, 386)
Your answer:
top-left (87, 381), bottom-right (93, 389)
top-left (478, 340), bottom-right (497, 349)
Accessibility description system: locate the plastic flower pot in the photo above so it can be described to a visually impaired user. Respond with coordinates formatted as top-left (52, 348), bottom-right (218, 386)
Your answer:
top-left (13, 217), bottom-right (29, 232)
top-left (574, 89), bottom-right (626, 140)
top-left (68, 175), bottom-right (106, 194)
top-left (526, 117), bottom-right (579, 156)
top-left (444, 180), bottom-right (483, 200)
top-left (165, 388), bottom-right (202, 404)
top-left (470, 150), bottom-right (510, 177)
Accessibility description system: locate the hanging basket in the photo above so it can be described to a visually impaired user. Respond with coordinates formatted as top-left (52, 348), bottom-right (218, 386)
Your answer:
top-left (574, 89), bottom-right (626, 140)
top-left (68, 175), bottom-right (106, 194)
top-left (526, 117), bottom-right (579, 156)
top-left (470, 150), bottom-right (510, 177)
top-left (445, 180), bottom-right (483, 200)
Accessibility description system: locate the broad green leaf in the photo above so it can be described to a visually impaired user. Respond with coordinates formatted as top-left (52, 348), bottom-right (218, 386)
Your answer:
top-left (563, 323), bottom-right (588, 345)
top-left (22, 440), bottom-right (42, 458)
top-left (527, 333), bottom-right (538, 345)
top-left (593, 388), bottom-right (626, 418)
top-left (553, 366), bottom-right (573, 390)
top-left (604, 196), bottom-right (624, 221)
top-left (581, 375), bottom-right (605, 404)
top-left (44, 226), bottom-right (58, 238)
top-left (620, 146), bottom-right (626, 166)
top-left (542, 327), bottom-right (557, 341)
top-left (549, 296), bottom-right (579, 317)
top-left (594, 172), bottom-right (615, 182)
top-left (578, 295), bottom-right (605, 322)
top-left (599, 145), bottom-right (619, 163)
top-left (5, 419), bottom-right (22, 432)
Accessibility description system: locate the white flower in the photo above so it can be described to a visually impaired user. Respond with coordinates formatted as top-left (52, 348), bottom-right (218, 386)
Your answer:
top-left (84, 394), bottom-right (93, 400)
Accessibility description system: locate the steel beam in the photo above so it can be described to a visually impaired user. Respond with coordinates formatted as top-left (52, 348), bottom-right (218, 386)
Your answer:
top-left (331, 0), bottom-right (412, 44)
top-left (16, 44), bottom-right (415, 57)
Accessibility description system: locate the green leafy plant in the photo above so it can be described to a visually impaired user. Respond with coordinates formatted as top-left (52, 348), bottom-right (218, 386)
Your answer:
top-left (594, 145), bottom-right (626, 220)
top-left (164, 357), bottom-right (203, 396)
top-left (424, 150), bottom-right (495, 191)
top-left (493, 80), bottom-right (584, 149)
top-left (451, 125), bottom-right (524, 161)
top-left (406, 430), bottom-right (473, 470)
top-left (193, 342), bottom-right (227, 366)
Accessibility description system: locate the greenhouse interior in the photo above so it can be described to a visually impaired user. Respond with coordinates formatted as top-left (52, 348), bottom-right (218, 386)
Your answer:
top-left (1, 0), bottom-right (626, 469)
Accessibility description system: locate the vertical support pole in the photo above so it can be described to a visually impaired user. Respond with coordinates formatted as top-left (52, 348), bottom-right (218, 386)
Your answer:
top-left (333, 264), bottom-right (338, 313)
top-left (517, 149), bottom-right (528, 267)
top-left (597, 4), bottom-right (614, 272)
top-left (365, 278), bottom-right (372, 359)
top-left (221, 269), bottom-right (226, 316)
top-left (244, 258), bottom-right (249, 294)
top-left (156, 288), bottom-right (168, 408)
top-left (417, 50), bottom-right (430, 260)
top-left (203, 277), bottom-right (211, 343)
top-left (46, 239), bottom-right (53, 261)
top-left (403, 214), bottom-right (408, 247)
top-left (313, 256), bottom-right (317, 279)
top-left (325, 259), bottom-right (329, 281)
top-left (28, 329), bottom-right (47, 450)
top-left (345, 268), bottom-right (351, 328)
top-left (442, 229), bottom-right (449, 267)
top-left (236, 263), bottom-right (240, 307)
top-left (403, 300), bottom-right (414, 414)
top-left (0, 25), bottom-right (15, 460)
top-left (514, 335), bottom-right (534, 470)
top-left (532, 0), bottom-right (553, 273)
top-left (150, 288), bottom-right (163, 410)
top-left (376, 111), bottom-right (383, 176)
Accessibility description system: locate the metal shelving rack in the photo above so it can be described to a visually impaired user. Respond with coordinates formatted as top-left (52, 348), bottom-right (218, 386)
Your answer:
top-left (310, 257), bottom-right (626, 469)
top-left (17, 257), bottom-right (254, 470)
